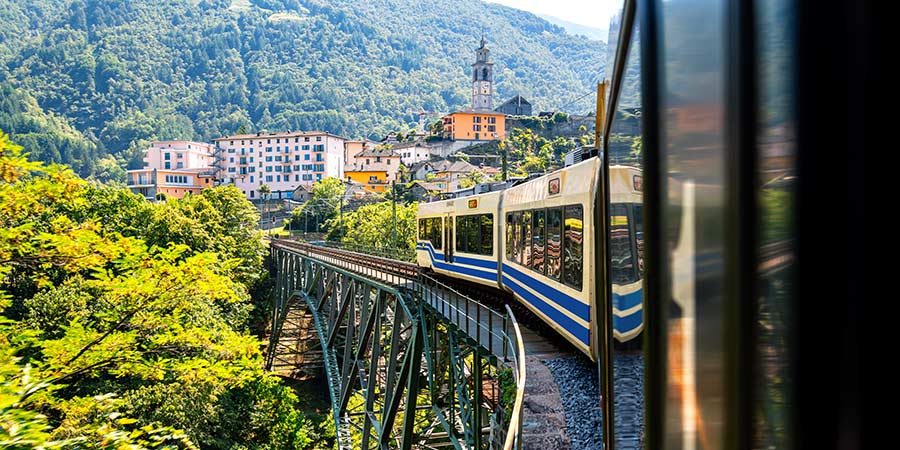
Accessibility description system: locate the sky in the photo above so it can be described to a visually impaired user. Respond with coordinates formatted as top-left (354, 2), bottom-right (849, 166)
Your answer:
top-left (485, 0), bottom-right (618, 30)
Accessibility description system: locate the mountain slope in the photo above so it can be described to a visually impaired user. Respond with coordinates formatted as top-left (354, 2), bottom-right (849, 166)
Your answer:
top-left (0, 0), bottom-right (605, 174)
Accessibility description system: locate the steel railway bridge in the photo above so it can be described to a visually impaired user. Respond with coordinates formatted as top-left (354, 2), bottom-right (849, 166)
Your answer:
top-left (265, 239), bottom-right (528, 450)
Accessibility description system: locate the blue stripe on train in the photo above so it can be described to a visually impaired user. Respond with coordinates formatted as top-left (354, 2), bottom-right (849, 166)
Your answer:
top-left (501, 274), bottom-right (591, 347)
top-left (501, 263), bottom-right (591, 322)
top-left (418, 241), bottom-right (643, 341)
top-left (613, 289), bottom-right (643, 313)
top-left (613, 307), bottom-right (643, 337)
top-left (417, 241), bottom-right (498, 270)
top-left (417, 244), bottom-right (496, 282)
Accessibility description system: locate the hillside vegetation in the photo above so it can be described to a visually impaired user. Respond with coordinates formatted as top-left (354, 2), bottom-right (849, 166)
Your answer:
top-left (0, 0), bottom-right (605, 177)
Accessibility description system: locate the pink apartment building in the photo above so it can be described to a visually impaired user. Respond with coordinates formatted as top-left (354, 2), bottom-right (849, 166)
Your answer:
top-left (212, 131), bottom-right (346, 200)
top-left (127, 140), bottom-right (217, 201)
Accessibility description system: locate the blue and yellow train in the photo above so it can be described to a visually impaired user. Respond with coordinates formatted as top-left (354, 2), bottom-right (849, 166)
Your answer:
top-left (416, 159), bottom-right (644, 359)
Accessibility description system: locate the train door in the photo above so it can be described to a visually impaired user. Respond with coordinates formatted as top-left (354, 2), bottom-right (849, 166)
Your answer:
top-left (444, 215), bottom-right (454, 263)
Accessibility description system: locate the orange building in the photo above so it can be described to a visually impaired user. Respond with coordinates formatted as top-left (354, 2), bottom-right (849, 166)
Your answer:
top-left (127, 168), bottom-right (215, 201)
top-left (344, 169), bottom-right (390, 193)
top-left (442, 110), bottom-right (507, 141)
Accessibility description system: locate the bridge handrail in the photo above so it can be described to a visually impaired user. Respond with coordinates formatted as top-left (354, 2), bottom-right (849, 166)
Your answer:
top-left (503, 303), bottom-right (526, 450)
top-left (319, 240), bottom-right (416, 262)
top-left (415, 274), bottom-right (526, 450)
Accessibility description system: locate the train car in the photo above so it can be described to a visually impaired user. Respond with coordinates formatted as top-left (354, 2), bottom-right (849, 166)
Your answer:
top-left (416, 158), bottom-right (649, 360)
top-left (416, 191), bottom-right (502, 288)
top-left (608, 165), bottom-right (644, 343)
top-left (497, 157), bottom-right (601, 357)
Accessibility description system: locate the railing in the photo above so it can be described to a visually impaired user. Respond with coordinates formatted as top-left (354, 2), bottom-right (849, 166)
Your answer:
top-left (318, 240), bottom-right (417, 262)
top-left (271, 239), bottom-right (526, 450)
top-left (413, 274), bottom-right (526, 450)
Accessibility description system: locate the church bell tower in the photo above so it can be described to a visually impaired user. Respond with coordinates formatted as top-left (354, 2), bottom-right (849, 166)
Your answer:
top-left (472, 36), bottom-right (494, 110)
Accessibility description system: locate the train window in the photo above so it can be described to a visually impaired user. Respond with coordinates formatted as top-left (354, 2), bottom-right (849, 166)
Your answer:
top-left (563, 204), bottom-right (583, 290)
top-left (481, 214), bottom-right (493, 256)
top-left (610, 203), bottom-right (635, 283)
top-left (424, 218), bottom-right (432, 244)
top-left (521, 211), bottom-right (532, 267)
top-left (456, 216), bottom-right (466, 253)
top-left (633, 204), bottom-right (644, 277)
top-left (466, 215), bottom-right (479, 255)
top-left (419, 219), bottom-right (425, 240)
top-left (511, 212), bottom-right (521, 262)
top-left (431, 217), bottom-right (442, 250)
top-left (506, 213), bottom-right (514, 260)
top-left (546, 208), bottom-right (562, 280)
top-left (532, 209), bottom-right (546, 274)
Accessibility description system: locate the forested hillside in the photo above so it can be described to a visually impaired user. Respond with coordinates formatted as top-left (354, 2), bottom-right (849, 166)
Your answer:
top-left (0, 0), bottom-right (605, 177)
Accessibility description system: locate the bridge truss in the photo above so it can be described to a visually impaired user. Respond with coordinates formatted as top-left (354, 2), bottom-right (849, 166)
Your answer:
top-left (267, 243), bottom-right (526, 450)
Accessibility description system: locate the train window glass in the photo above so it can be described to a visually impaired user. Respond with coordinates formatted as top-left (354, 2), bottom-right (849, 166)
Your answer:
top-left (456, 216), bottom-right (466, 253)
top-left (424, 218), bottom-right (432, 245)
top-left (481, 214), bottom-right (493, 256)
top-left (419, 219), bottom-right (425, 240)
top-left (532, 209), bottom-right (546, 274)
top-left (506, 213), bottom-right (514, 260)
top-left (753, 0), bottom-right (796, 446)
top-left (546, 208), bottom-right (562, 280)
top-left (466, 215), bottom-right (480, 255)
top-left (606, 8), bottom-right (646, 450)
top-left (511, 212), bottom-right (522, 263)
top-left (610, 203), bottom-right (635, 283)
top-left (633, 204), bottom-right (644, 277)
top-left (432, 217), bottom-right (442, 250)
top-left (521, 211), bottom-right (532, 267)
top-left (563, 204), bottom-right (583, 290)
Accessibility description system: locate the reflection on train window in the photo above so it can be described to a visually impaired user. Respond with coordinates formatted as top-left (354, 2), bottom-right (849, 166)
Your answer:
top-left (418, 219), bottom-right (425, 240)
top-left (547, 207), bottom-right (562, 280)
top-left (431, 217), bottom-right (442, 250)
top-left (633, 204), bottom-right (644, 277)
top-left (455, 216), bottom-right (465, 251)
top-left (503, 206), bottom-right (582, 290)
top-left (455, 214), bottom-right (491, 255)
top-left (610, 203), bottom-right (635, 284)
top-left (481, 214), bottom-right (493, 256)
top-left (466, 215), bottom-right (479, 254)
top-left (506, 213), bottom-right (514, 260)
top-left (522, 211), bottom-right (533, 268)
top-left (563, 205), bottom-right (583, 290)
top-left (512, 211), bottom-right (522, 263)
top-left (532, 209), bottom-right (546, 274)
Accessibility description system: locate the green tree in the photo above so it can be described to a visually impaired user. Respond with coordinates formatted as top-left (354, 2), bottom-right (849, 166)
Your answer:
top-left (457, 170), bottom-right (487, 189)
top-left (0, 131), bottom-right (331, 449)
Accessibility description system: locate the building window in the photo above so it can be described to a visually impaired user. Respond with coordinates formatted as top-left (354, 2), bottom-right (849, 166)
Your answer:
top-left (164, 162), bottom-right (171, 169)
top-left (302, 145), bottom-right (310, 151)
top-left (305, 154), bottom-right (310, 160)
top-left (316, 136), bottom-right (322, 141)
top-left (164, 153), bottom-right (171, 160)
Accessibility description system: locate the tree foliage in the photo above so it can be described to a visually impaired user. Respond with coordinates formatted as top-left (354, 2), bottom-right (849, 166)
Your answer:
top-left (0, 131), bottom-right (331, 449)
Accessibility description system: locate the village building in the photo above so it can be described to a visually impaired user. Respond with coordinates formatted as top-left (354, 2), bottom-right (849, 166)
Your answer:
top-left (212, 131), bottom-right (346, 200)
top-left (126, 140), bottom-right (217, 201)
top-left (495, 95), bottom-right (533, 116)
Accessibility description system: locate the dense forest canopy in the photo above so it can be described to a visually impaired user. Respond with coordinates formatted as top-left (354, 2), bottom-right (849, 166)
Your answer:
top-left (0, 0), bottom-right (606, 178)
